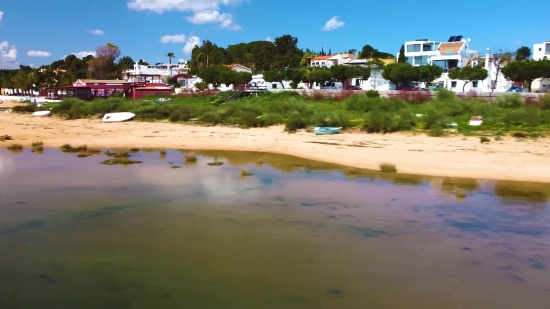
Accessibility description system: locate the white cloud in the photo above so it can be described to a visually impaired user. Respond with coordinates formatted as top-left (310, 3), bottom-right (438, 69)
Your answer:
top-left (126, 0), bottom-right (244, 13)
top-left (0, 11), bottom-right (4, 26)
top-left (265, 36), bottom-right (272, 42)
top-left (160, 34), bottom-right (186, 43)
top-left (27, 50), bottom-right (52, 57)
top-left (321, 16), bottom-right (345, 31)
top-left (178, 58), bottom-right (185, 62)
top-left (185, 10), bottom-right (241, 30)
top-left (29, 63), bottom-right (34, 68)
top-left (72, 51), bottom-right (97, 58)
top-left (87, 29), bottom-right (104, 35)
top-left (0, 40), bottom-right (18, 69)
top-left (183, 35), bottom-right (200, 55)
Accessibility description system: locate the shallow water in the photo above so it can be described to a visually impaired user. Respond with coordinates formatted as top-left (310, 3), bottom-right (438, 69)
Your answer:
top-left (0, 148), bottom-right (549, 309)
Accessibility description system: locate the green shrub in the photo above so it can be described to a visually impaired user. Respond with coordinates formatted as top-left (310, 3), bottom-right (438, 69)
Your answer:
top-left (497, 94), bottom-right (524, 108)
top-left (285, 111), bottom-right (308, 132)
top-left (200, 111), bottom-right (222, 124)
top-left (435, 89), bottom-right (456, 101)
top-left (365, 90), bottom-right (380, 98)
top-left (480, 136), bottom-right (490, 143)
top-left (428, 124), bottom-right (445, 137)
top-left (540, 93), bottom-right (550, 110)
top-left (310, 111), bottom-right (351, 128)
top-left (260, 113), bottom-right (284, 126)
top-left (12, 105), bottom-right (37, 113)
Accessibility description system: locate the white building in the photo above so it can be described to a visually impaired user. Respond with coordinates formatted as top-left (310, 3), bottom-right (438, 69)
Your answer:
top-left (122, 63), bottom-right (166, 83)
top-left (147, 61), bottom-right (189, 77)
top-left (223, 64), bottom-right (253, 74)
top-left (434, 48), bottom-right (511, 92)
top-left (308, 53), bottom-right (363, 68)
top-left (401, 38), bottom-right (440, 66)
top-left (533, 41), bottom-right (550, 60)
top-left (532, 41), bottom-right (550, 92)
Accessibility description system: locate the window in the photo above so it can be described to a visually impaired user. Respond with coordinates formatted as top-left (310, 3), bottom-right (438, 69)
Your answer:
top-left (406, 57), bottom-right (414, 64)
top-left (451, 81), bottom-right (457, 88)
top-left (407, 44), bottom-right (421, 52)
top-left (414, 56), bottom-right (429, 65)
top-left (472, 81), bottom-right (478, 88)
top-left (272, 83), bottom-right (277, 89)
top-left (422, 44), bottom-right (433, 52)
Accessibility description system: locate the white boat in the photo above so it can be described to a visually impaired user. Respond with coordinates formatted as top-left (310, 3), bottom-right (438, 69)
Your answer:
top-left (32, 111), bottom-right (51, 117)
top-left (469, 116), bottom-right (483, 126)
top-left (102, 112), bottom-right (135, 123)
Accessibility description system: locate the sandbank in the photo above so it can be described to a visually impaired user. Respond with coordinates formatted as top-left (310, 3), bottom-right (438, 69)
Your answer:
top-left (1, 113), bottom-right (549, 183)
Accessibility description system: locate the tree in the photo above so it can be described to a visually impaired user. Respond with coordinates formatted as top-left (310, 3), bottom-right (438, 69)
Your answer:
top-left (88, 43), bottom-right (121, 79)
top-left (398, 44), bottom-right (406, 63)
top-left (330, 65), bottom-right (371, 87)
top-left (272, 35), bottom-right (304, 68)
top-left (418, 64), bottom-right (444, 85)
top-left (502, 60), bottom-right (549, 92)
top-left (515, 46), bottom-right (532, 60)
top-left (307, 68), bottom-right (332, 88)
top-left (263, 70), bottom-right (285, 89)
top-left (382, 63), bottom-right (417, 87)
top-left (235, 72), bottom-right (252, 85)
top-left (117, 56), bottom-right (134, 72)
top-left (166, 52), bottom-right (175, 76)
top-left (359, 45), bottom-right (394, 59)
top-left (448, 66), bottom-right (488, 92)
top-left (138, 59), bottom-right (149, 66)
top-left (489, 50), bottom-right (514, 92)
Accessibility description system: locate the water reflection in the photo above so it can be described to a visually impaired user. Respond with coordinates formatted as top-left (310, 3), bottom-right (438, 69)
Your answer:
top-left (0, 148), bottom-right (549, 309)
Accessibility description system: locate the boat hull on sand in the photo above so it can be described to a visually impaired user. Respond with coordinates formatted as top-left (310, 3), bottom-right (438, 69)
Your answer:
top-left (102, 112), bottom-right (135, 123)
top-left (32, 111), bottom-right (51, 117)
top-left (313, 127), bottom-right (341, 135)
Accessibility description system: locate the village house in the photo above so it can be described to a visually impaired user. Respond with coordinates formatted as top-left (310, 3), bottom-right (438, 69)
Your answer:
top-left (531, 41), bottom-right (550, 92)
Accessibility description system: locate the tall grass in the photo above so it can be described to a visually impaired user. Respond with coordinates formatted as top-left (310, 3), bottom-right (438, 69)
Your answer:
top-left (44, 90), bottom-right (550, 135)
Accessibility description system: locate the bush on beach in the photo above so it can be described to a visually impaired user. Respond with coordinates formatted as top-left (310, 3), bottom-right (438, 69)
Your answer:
top-left (42, 91), bottom-right (550, 135)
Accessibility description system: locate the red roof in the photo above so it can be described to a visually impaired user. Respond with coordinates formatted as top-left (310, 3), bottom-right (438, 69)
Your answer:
top-left (312, 55), bottom-right (332, 60)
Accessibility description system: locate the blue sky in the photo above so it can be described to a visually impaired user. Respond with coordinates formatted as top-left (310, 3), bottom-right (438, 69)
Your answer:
top-left (1, 0), bottom-right (549, 69)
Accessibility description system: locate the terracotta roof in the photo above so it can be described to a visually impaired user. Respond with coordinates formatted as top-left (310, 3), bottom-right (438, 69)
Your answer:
top-left (312, 55), bottom-right (332, 60)
top-left (224, 64), bottom-right (252, 70)
top-left (438, 42), bottom-right (464, 55)
top-left (81, 79), bottom-right (127, 83)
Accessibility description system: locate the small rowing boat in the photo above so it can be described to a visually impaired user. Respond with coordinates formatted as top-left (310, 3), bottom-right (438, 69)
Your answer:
top-left (313, 127), bottom-right (341, 135)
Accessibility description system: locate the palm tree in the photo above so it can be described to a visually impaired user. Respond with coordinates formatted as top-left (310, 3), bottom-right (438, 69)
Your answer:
top-left (166, 52), bottom-right (175, 76)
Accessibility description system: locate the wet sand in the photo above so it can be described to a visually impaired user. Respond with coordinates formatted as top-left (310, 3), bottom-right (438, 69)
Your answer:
top-left (1, 113), bottom-right (549, 182)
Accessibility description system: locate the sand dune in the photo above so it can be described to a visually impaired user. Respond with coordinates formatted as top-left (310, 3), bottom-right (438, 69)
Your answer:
top-left (1, 113), bottom-right (549, 182)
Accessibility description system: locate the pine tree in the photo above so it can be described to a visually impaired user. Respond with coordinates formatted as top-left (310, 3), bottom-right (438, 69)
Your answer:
top-left (398, 44), bottom-right (406, 63)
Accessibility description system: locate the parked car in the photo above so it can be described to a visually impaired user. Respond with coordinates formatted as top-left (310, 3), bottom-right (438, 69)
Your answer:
top-left (506, 86), bottom-right (525, 93)
top-left (321, 81), bottom-right (344, 90)
top-left (426, 83), bottom-right (445, 91)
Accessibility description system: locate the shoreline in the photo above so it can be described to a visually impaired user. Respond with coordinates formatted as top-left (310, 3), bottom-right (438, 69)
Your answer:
top-left (2, 113), bottom-right (550, 183)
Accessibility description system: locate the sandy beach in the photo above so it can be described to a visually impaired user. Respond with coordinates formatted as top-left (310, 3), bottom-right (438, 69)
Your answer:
top-left (1, 112), bottom-right (549, 182)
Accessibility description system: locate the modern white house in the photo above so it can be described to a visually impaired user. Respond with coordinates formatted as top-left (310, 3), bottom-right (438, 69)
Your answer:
top-left (400, 35), bottom-right (514, 92)
top-left (533, 41), bottom-right (550, 60)
top-left (532, 41), bottom-right (550, 92)
top-left (122, 63), bottom-right (166, 83)
top-left (147, 61), bottom-right (189, 77)
top-left (400, 38), bottom-right (440, 66)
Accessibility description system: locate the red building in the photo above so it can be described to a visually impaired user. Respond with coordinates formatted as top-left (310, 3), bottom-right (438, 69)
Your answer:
top-left (42, 79), bottom-right (172, 100)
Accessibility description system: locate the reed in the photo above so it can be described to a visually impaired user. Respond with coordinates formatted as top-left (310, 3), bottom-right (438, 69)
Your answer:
top-left (184, 153), bottom-right (198, 162)
top-left (379, 163), bottom-right (397, 173)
